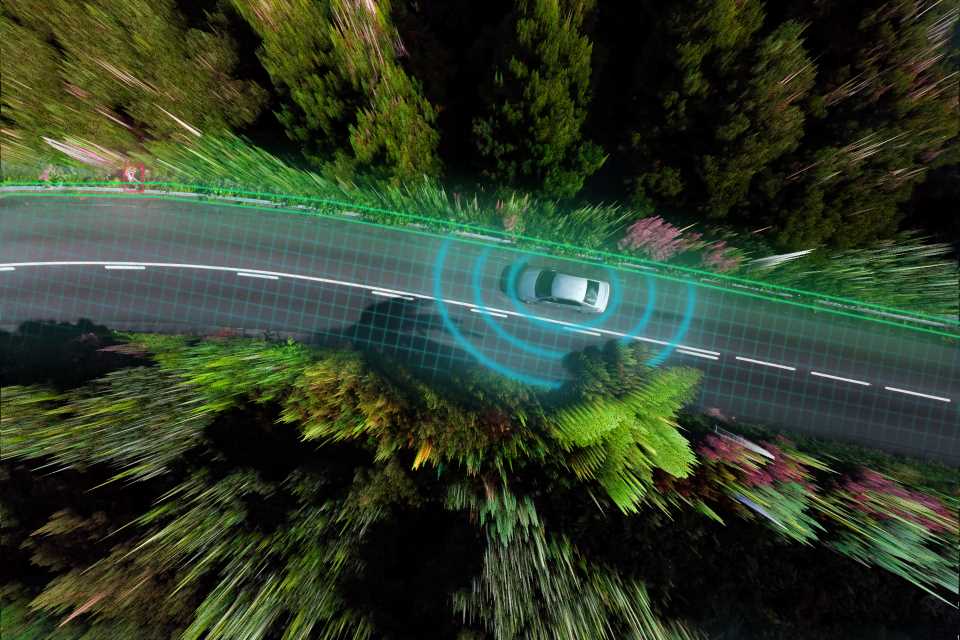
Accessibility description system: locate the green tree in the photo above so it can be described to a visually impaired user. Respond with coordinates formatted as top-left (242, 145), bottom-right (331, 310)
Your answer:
top-left (0, 338), bottom-right (427, 640)
top-left (232, 0), bottom-right (441, 182)
top-left (767, 0), bottom-right (960, 248)
top-left (472, 0), bottom-right (606, 199)
top-left (1, 588), bottom-right (155, 640)
top-left (0, 374), bottom-right (211, 483)
top-left (23, 524), bottom-right (198, 637)
top-left (281, 349), bottom-right (548, 477)
top-left (627, 0), bottom-right (815, 221)
top-left (449, 484), bottom-right (703, 640)
top-left (0, 0), bottom-right (266, 166)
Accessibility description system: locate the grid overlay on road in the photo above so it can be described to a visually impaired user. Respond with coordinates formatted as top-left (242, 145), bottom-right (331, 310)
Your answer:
top-left (2, 193), bottom-right (958, 463)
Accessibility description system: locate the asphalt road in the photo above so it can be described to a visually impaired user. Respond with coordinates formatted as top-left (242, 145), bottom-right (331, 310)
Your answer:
top-left (2, 193), bottom-right (958, 463)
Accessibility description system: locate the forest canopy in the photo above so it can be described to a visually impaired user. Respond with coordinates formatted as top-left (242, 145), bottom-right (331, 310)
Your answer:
top-left (2, 0), bottom-right (957, 249)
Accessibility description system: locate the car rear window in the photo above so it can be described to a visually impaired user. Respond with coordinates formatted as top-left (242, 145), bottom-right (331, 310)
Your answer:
top-left (535, 271), bottom-right (556, 299)
top-left (584, 280), bottom-right (599, 305)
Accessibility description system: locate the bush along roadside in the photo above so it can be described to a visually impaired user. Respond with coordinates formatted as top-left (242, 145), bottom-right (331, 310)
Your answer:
top-left (653, 423), bottom-right (960, 607)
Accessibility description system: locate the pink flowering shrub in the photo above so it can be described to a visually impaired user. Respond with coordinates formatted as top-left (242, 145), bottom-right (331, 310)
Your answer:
top-left (835, 469), bottom-right (956, 534)
top-left (819, 468), bottom-right (959, 602)
top-left (618, 216), bottom-right (691, 260)
top-left (691, 431), bottom-right (958, 601)
top-left (700, 240), bottom-right (743, 273)
top-left (618, 217), bottom-right (745, 273)
top-left (697, 434), bottom-right (823, 543)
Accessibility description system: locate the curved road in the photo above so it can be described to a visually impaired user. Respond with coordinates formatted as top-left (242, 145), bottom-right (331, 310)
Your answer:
top-left (1, 192), bottom-right (958, 463)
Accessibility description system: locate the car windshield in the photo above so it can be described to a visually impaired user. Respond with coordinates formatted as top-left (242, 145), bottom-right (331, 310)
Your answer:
top-left (584, 280), bottom-right (599, 305)
top-left (534, 271), bottom-right (556, 299)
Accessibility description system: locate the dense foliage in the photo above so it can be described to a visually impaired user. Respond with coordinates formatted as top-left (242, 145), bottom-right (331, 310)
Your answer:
top-left (3, 0), bottom-right (957, 251)
top-left (1, 0), bottom-right (266, 164)
top-left (746, 230), bottom-right (960, 317)
top-left (1, 324), bottom-right (957, 639)
top-left (2, 1), bottom-right (958, 634)
top-left (231, 0), bottom-right (441, 182)
top-left (472, 0), bottom-right (606, 199)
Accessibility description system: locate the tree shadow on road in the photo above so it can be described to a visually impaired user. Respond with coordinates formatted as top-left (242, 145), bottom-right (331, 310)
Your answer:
top-left (306, 297), bottom-right (486, 384)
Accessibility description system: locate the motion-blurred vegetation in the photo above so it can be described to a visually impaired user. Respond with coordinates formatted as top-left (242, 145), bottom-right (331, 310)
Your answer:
top-left (2, 325), bottom-right (957, 638)
top-left (2, 1), bottom-right (959, 636)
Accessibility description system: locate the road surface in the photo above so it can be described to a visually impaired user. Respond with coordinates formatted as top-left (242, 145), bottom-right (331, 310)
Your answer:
top-left (1, 192), bottom-right (957, 463)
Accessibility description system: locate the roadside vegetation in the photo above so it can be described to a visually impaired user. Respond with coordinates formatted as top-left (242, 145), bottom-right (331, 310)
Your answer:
top-left (1, 323), bottom-right (957, 638)
top-left (4, 130), bottom-right (957, 320)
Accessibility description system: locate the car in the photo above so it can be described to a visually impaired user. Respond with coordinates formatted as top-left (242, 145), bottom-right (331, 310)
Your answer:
top-left (512, 266), bottom-right (611, 314)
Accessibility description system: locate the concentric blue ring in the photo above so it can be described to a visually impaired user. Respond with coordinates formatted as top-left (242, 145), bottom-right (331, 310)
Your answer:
top-left (471, 248), bottom-right (566, 359)
top-left (644, 282), bottom-right (696, 367)
top-left (433, 239), bottom-right (563, 388)
top-left (433, 238), bottom-right (697, 385)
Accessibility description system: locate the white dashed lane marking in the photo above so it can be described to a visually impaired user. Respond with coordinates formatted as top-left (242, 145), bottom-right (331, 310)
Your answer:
top-left (470, 308), bottom-right (509, 319)
top-left (678, 349), bottom-right (719, 361)
top-left (565, 327), bottom-right (602, 337)
top-left (810, 371), bottom-right (871, 386)
top-left (734, 356), bottom-right (797, 372)
top-left (884, 387), bottom-right (952, 403)
top-left (371, 290), bottom-right (415, 301)
top-left (2, 260), bottom-right (956, 405)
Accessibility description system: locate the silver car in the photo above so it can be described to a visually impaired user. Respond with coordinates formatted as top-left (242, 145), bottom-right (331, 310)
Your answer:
top-left (514, 267), bottom-right (611, 313)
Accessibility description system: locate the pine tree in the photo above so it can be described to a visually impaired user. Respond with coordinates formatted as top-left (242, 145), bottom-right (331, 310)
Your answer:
top-left (627, 0), bottom-right (815, 221)
top-left (232, 0), bottom-right (441, 182)
top-left (472, 0), bottom-right (606, 200)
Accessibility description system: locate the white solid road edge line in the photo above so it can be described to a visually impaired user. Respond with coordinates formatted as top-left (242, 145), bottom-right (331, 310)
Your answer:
top-left (883, 386), bottom-right (952, 403)
top-left (237, 272), bottom-right (279, 280)
top-left (469, 308), bottom-right (509, 319)
top-left (677, 349), bottom-right (719, 361)
top-left (810, 371), bottom-right (871, 386)
top-left (372, 290), bottom-right (415, 301)
top-left (105, 264), bottom-right (146, 270)
top-left (0, 266), bottom-right (15, 271)
top-left (564, 327), bottom-right (602, 337)
top-left (0, 260), bottom-right (770, 362)
top-left (735, 356), bottom-right (796, 371)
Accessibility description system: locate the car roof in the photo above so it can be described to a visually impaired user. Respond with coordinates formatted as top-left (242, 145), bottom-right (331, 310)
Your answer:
top-left (551, 273), bottom-right (589, 302)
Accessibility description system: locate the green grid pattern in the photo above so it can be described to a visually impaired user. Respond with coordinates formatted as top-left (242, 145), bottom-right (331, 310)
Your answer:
top-left (1, 192), bottom-right (957, 463)
top-left (4, 183), bottom-right (958, 332)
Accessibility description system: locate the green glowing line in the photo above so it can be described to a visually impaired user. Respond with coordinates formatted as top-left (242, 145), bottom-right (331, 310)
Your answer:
top-left (5, 179), bottom-right (952, 322)
top-left (2, 185), bottom-right (957, 337)
top-left (1, 179), bottom-right (955, 322)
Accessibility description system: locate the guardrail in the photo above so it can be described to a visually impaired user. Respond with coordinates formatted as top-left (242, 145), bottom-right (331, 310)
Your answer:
top-left (2, 182), bottom-right (957, 339)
